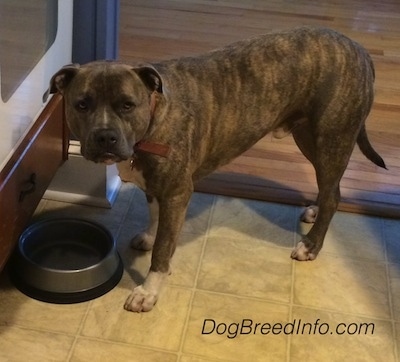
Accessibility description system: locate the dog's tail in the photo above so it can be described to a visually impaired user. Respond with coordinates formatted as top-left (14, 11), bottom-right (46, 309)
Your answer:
top-left (357, 125), bottom-right (387, 169)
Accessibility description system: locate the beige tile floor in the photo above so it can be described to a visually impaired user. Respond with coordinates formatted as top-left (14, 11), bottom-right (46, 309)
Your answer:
top-left (0, 182), bottom-right (399, 362)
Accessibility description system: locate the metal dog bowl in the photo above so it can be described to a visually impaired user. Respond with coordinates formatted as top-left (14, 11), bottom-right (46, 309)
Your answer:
top-left (9, 218), bottom-right (123, 304)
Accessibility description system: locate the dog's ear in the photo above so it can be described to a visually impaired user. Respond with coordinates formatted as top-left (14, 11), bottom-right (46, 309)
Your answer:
top-left (133, 66), bottom-right (163, 93)
top-left (43, 63), bottom-right (80, 102)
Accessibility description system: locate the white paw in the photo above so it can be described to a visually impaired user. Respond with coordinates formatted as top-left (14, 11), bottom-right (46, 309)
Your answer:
top-left (123, 271), bottom-right (167, 313)
top-left (124, 285), bottom-right (158, 312)
top-left (301, 205), bottom-right (319, 223)
top-left (291, 241), bottom-right (317, 261)
top-left (130, 232), bottom-right (155, 251)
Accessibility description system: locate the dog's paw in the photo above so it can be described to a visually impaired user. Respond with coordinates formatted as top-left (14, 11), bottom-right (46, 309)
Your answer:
top-left (124, 271), bottom-right (167, 313)
top-left (124, 285), bottom-right (158, 312)
top-left (291, 240), bottom-right (318, 261)
top-left (130, 232), bottom-right (155, 251)
top-left (301, 205), bottom-right (319, 223)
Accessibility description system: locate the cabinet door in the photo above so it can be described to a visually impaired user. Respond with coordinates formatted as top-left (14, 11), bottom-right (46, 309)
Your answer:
top-left (0, 94), bottom-right (66, 270)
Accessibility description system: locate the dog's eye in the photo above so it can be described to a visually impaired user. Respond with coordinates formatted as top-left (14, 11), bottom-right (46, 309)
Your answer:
top-left (75, 100), bottom-right (89, 112)
top-left (122, 101), bottom-right (135, 112)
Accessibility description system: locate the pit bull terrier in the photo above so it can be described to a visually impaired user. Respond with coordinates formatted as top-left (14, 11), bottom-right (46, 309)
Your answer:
top-left (47, 26), bottom-right (386, 312)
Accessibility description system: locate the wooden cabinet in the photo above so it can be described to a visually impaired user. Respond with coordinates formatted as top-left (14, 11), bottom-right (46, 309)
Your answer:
top-left (0, 94), bottom-right (67, 271)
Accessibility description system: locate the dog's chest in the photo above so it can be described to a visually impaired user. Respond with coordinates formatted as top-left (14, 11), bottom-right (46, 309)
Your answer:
top-left (117, 159), bottom-right (147, 190)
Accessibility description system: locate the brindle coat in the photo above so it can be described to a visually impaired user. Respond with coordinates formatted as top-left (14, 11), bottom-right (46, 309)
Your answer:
top-left (48, 27), bottom-right (385, 312)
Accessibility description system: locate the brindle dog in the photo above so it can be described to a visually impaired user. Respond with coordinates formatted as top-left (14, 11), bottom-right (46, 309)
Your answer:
top-left (47, 27), bottom-right (386, 312)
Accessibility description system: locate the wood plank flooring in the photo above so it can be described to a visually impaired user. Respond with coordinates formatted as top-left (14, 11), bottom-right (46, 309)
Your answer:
top-left (119, 0), bottom-right (400, 218)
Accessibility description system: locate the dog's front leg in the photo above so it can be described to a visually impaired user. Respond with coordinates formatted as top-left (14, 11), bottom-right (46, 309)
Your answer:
top-left (131, 194), bottom-right (159, 251)
top-left (124, 191), bottom-right (191, 312)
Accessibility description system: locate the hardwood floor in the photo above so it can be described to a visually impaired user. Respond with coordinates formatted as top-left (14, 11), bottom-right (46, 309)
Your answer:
top-left (119, 0), bottom-right (400, 217)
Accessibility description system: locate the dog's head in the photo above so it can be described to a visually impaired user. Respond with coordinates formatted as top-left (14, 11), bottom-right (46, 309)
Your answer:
top-left (47, 61), bottom-right (163, 164)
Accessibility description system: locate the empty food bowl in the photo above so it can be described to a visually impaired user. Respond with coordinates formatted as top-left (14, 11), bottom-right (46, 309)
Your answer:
top-left (9, 218), bottom-right (123, 304)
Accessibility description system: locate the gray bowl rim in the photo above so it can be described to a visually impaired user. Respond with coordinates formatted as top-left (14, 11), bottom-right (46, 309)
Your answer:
top-left (17, 217), bottom-right (117, 273)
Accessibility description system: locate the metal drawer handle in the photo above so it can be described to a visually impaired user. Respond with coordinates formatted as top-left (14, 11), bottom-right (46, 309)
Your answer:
top-left (19, 173), bottom-right (37, 202)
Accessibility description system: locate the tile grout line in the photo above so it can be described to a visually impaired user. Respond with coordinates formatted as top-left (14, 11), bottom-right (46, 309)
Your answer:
top-left (286, 206), bottom-right (301, 362)
top-left (66, 300), bottom-right (94, 362)
top-left (66, 333), bottom-right (180, 358)
top-left (189, 284), bottom-right (396, 323)
top-left (176, 193), bottom-right (218, 361)
top-left (382, 217), bottom-right (399, 362)
top-left (66, 184), bottom-right (139, 362)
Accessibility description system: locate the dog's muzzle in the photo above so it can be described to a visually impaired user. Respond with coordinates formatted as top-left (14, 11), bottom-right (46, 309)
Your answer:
top-left (94, 128), bottom-right (119, 150)
top-left (86, 128), bottom-right (127, 164)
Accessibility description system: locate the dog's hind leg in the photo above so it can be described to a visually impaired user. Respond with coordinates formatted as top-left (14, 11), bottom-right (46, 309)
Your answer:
top-left (292, 119), bottom-right (319, 223)
top-left (291, 117), bottom-right (360, 261)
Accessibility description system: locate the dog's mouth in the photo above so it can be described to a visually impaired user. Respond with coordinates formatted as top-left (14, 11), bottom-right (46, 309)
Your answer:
top-left (94, 152), bottom-right (125, 165)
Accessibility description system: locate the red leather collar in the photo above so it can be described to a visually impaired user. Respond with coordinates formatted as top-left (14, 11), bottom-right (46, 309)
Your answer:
top-left (133, 140), bottom-right (170, 157)
top-left (130, 141), bottom-right (170, 170)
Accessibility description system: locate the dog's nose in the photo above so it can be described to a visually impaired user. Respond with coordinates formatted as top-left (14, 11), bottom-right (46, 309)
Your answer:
top-left (94, 129), bottom-right (119, 149)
